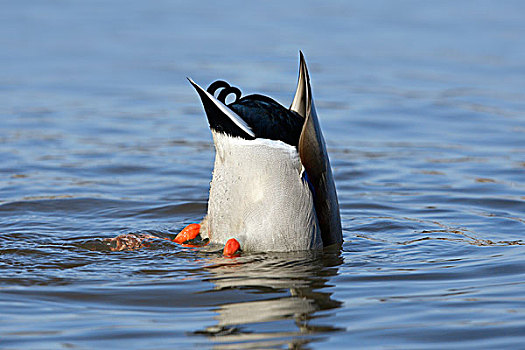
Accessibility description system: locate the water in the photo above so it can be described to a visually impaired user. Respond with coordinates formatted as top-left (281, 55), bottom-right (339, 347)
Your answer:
top-left (1, 1), bottom-right (524, 348)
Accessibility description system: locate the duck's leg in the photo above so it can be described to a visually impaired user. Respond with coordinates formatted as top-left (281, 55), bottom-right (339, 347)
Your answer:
top-left (223, 238), bottom-right (241, 257)
top-left (173, 223), bottom-right (201, 244)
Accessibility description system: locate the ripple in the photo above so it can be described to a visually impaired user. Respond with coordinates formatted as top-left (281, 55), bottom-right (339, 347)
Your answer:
top-left (1, 0), bottom-right (525, 348)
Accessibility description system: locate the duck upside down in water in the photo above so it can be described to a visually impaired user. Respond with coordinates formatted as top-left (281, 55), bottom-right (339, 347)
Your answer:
top-left (105, 52), bottom-right (342, 255)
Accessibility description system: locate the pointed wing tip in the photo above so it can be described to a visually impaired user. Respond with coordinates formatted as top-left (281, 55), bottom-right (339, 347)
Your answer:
top-left (187, 77), bottom-right (201, 90)
top-left (187, 76), bottom-right (256, 139)
top-left (187, 78), bottom-right (215, 100)
top-left (298, 51), bottom-right (306, 70)
top-left (299, 53), bottom-right (309, 79)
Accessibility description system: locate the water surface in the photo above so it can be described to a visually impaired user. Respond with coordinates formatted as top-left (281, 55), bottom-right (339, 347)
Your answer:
top-left (1, 1), bottom-right (524, 349)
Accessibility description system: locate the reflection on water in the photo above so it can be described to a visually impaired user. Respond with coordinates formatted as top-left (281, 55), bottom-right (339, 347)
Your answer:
top-left (195, 251), bottom-right (343, 347)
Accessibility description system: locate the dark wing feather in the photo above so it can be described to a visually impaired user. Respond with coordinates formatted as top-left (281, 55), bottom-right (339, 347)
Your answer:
top-left (291, 52), bottom-right (343, 247)
top-left (229, 94), bottom-right (304, 147)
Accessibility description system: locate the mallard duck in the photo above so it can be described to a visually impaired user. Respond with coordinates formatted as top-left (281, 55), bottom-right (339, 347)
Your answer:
top-left (186, 52), bottom-right (342, 254)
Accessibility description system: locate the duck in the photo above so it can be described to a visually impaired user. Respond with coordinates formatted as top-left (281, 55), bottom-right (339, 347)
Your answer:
top-left (185, 52), bottom-right (342, 254)
top-left (105, 52), bottom-right (342, 255)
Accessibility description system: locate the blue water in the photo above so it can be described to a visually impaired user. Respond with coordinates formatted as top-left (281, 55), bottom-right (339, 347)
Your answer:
top-left (1, 1), bottom-right (524, 348)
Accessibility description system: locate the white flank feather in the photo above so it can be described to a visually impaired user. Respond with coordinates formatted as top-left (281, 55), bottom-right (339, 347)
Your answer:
top-left (202, 132), bottom-right (322, 252)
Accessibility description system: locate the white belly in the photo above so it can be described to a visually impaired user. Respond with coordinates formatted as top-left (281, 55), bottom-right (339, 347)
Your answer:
top-left (204, 132), bottom-right (322, 252)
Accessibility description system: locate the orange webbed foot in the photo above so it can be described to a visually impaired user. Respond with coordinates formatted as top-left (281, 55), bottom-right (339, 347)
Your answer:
top-left (173, 223), bottom-right (201, 244)
top-left (223, 238), bottom-right (241, 257)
